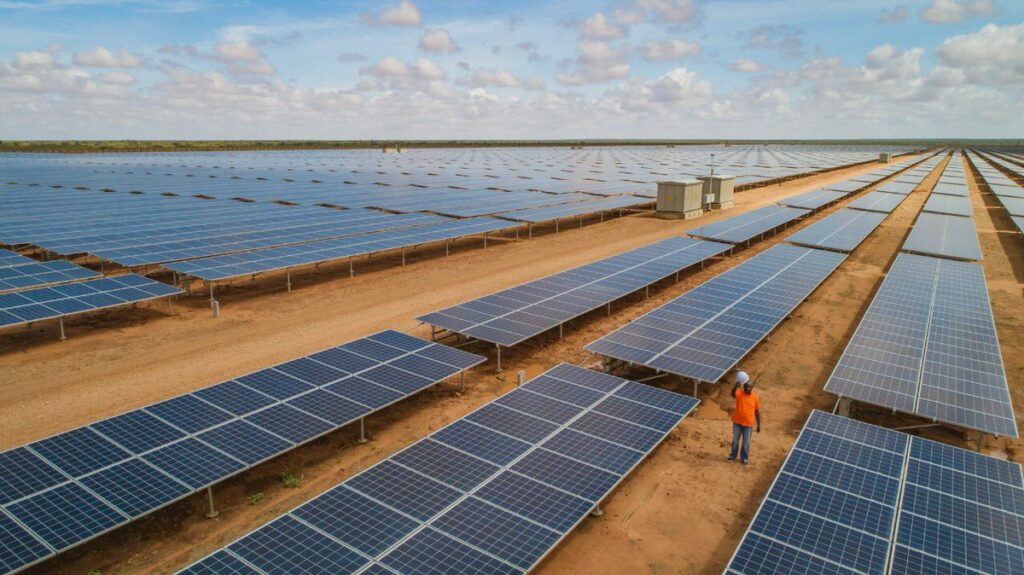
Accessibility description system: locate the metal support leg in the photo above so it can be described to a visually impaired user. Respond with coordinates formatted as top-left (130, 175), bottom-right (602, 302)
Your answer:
top-left (496, 344), bottom-right (502, 372)
top-left (59, 318), bottom-right (66, 341)
top-left (579, 217), bottom-right (583, 228)
top-left (357, 418), bottom-right (368, 444)
top-left (693, 380), bottom-right (698, 397)
top-left (559, 323), bottom-right (564, 340)
top-left (607, 302), bottom-right (611, 316)
top-left (349, 257), bottom-right (354, 277)
top-left (528, 224), bottom-right (533, 239)
top-left (286, 269), bottom-right (292, 292)
top-left (402, 248), bottom-right (406, 266)
top-left (645, 286), bottom-right (649, 299)
top-left (445, 241), bottom-right (450, 256)
top-left (590, 505), bottom-right (603, 517)
top-left (555, 220), bottom-right (559, 234)
top-left (205, 487), bottom-right (219, 518)
top-left (516, 370), bottom-right (525, 387)
top-left (484, 233), bottom-right (488, 248)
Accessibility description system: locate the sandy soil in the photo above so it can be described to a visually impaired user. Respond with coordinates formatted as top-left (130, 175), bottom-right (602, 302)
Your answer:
top-left (5, 152), bottom-right (1021, 575)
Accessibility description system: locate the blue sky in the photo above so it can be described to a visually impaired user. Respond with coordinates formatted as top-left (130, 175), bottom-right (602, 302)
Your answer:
top-left (0, 0), bottom-right (1021, 139)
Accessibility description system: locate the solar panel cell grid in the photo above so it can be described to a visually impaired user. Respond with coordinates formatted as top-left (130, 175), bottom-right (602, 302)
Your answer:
top-left (178, 364), bottom-right (698, 574)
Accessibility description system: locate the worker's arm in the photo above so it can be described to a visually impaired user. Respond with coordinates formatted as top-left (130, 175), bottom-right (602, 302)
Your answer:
top-left (755, 408), bottom-right (761, 433)
top-left (731, 383), bottom-right (739, 398)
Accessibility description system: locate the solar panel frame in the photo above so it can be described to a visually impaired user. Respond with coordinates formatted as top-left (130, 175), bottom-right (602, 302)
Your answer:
top-left (687, 205), bottom-right (811, 244)
top-left (901, 212), bottom-right (982, 261)
top-left (0, 330), bottom-right (484, 575)
top-left (824, 253), bottom-right (1016, 437)
top-left (418, 236), bottom-right (730, 347)
top-left (786, 209), bottom-right (888, 253)
top-left (586, 244), bottom-right (847, 384)
top-left (177, 364), bottom-right (699, 575)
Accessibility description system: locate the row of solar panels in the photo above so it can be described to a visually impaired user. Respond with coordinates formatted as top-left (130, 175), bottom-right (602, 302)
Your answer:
top-left (0, 330), bottom-right (485, 574)
top-left (967, 149), bottom-right (1024, 236)
top-left (726, 410), bottom-right (1024, 575)
top-left (178, 363), bottom-right (699, 574)
top-left (823, 152), bottom-right (1015, 438)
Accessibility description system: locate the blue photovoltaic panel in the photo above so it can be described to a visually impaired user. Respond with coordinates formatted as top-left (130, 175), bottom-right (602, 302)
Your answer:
top-left (498, 194), bottom-right (652, 223)
top-left (848, 190), bottom-right (907, 213)
top-left (418, 236), bottom-right (729, 346)
top-left (726, 411), bottom-right (907, 575)
top-left (727, 411), bottom-right (1024, 575)
top-left (687, 205), bottom-right (810, 244)
top-left (0, 330), bottom-right (483, 574)
top-left (901, 212), bottom-right (982, 261)
top-left (777, 188), bottom-right (848, 210)
top-left (178, 363), bottom-right (699, 574)
top-left (0, 260), bottom-right (100, 292)
top-left (786, 209), bottom-right (887, 253)
top-left (824, 179), bottom-right (866, 193)
top-left (586, 244), bottom-right (847, 383)
top-left (0, 250), bottom-right (35, 269)
top-left (0, 273), bottom-right (181, 329)
top-left (164, 217), bottom-right (519, 282)
top-left (824, 253), bottom-right (1016, 437)
top-left (922, 193), bottom-right (973, 217)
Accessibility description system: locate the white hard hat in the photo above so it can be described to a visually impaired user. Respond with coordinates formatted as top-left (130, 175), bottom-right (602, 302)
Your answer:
top-left (736, 371), bottom-right (750, 385)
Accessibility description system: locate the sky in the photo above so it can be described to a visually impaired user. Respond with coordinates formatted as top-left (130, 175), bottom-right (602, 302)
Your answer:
top-left (0, 0), bottom-right (1021, 140)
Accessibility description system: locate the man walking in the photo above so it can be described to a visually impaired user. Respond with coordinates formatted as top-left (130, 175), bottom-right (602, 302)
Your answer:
top-left (728, 370), bottom-right (761, 465)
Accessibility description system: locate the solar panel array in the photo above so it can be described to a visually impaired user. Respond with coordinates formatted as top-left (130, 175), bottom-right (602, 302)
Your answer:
top-left (496, 194), bottom-right (650, 224)
top-left (824, 253), bottom-right (1016, 437)
top-left (786, 209), bottom-right (888, 252)
top-left (777, 188), bottom-right (848, 211)
top-left (726, 410), bottom-right (1024, 575)
top-left (848, 190), bottom-right (907, 213)
top-left (687, 205), bottom-right (810, 244)
top-left (165, 216), bottom-right (518, 282)
top-left (417, 237), bottom-right (730, 347)
top-left (0, 249), bottom-right (34, 269)
top-left (178, 363), bottom-right (699, 575)
top-left (967, 149), bottom-right (1024, 236)
top-left (0, 260), bottom-right (100, 292)
top-left (0, 330), bottom-right (484, 574)
top-left (585, 244), bottom-right (846, 383)
top-left (0, 274), bottom-right (182, 329)
top-left (922, 193), bottom-right (973, 217)
top-left (901, 212), bottom-right (982, 261)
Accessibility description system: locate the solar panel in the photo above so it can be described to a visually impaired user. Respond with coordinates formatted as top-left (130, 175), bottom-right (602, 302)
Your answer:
top-left (586, 244), bottom-right (846, 383)
top-left (178, 363), bottom-right (699, 574)
top-left (687, 205), bottom-right (810, 244)
top-left (901, 212), bottom-right (982, 261)
top-left (0, 274), bottom-right (181, 329)
top-left (0, 330), bottom-right (483, 574)
top-left (931, 181), bottom-right (970, 197)
top-left (725, 411), bottom-right (1024, 575)
top-left (498, 194), bottom-right (652, 223)
top-left (922, 194), bottom-right (973, 217)
top-left (777, 188), bottom-right (848, 210)
top-left (847, 190), bottom-right (907, 213)
top-left (876, 181), bottom-right (918, 195)
top-left (418, 236), bottom-right (730, 346)
top-left (786, 209), bottom-right (887, 252)
top-left (0, 260), bottom-right (102, 292)
top-left (0, 249), bottom-right (36, 269)
top-left (824, 253), bottom-right (1016, 437)
top-left (165, 216), bottom-right (519, 282)
top-left (824, 179), bottom-right (865, 193)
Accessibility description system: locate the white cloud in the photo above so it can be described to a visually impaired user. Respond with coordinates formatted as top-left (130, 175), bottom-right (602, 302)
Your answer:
top-left (732, 58), bottom-right (763, 72)
top-left (73, 46), bottom-right (141, 68)
top-left (556, 40), bottom-right (630, 85)
top-left (921, 0), bottom-right (996, 23)
top-left (363, 0), bottom-right (421, 26)
top-left (213, 40), bottom-right (274, 75)
top-left (879, 5), bottom-right (910, 23)
top-left (634, 0), bottom-right (696, 23)
top-left (99, 71), bottom-right (136, 85)
top-left (745, 25), bottom-right (803, 58)
top-left (460, 68), bottom-right (526, 89)
top-left (639, 39), bottom-right (699, 61)
top-left (359, 56), bottom-right (445, 92)
top-left (574, 12), bottom-right (627, 40)
top-left (935, 23), bottom-right (1024, 83)
top-left (419, 28), bottom-right (460, 53)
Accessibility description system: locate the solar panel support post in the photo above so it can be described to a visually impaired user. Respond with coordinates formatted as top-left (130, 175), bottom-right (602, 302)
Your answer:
top-left (205, 487), bottom-right (219, 519)
top-left (349, 257), bottom-right (354, 277)
top-left (516, 370), bottom-right (525, 387)
top-left (590, 504), bottom-right (603, 517)
top-left (286, 269), bottom-right (292, 293)
top-left (484, 233), bottom-right (488, 248)
top-left (357, 418), bottom-right (368, 444)
top-left (528, 223), bottom-right (533, 239)
top-left (402, 248), bottom-right (406, 266)
top-left (495, 344), bottom-right (502, 372)
top-left (58, 317), bottom-right (66, 341)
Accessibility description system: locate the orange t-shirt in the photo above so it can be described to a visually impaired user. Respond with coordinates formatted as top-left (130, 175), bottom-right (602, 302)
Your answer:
top-left (732, 391), bottom-right (760, 427)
